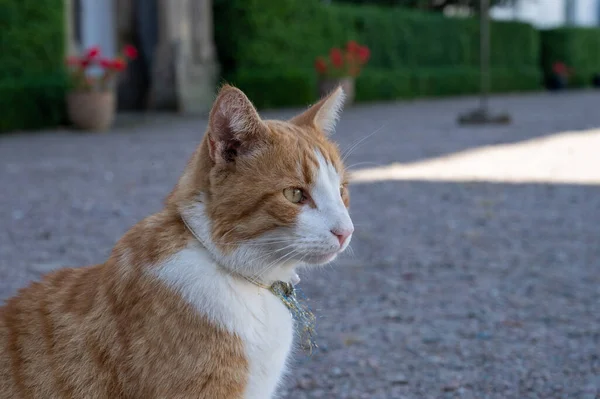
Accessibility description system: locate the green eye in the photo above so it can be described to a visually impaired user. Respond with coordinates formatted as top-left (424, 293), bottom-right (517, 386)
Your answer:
top-left (283, 188), bottom-right (304, 204)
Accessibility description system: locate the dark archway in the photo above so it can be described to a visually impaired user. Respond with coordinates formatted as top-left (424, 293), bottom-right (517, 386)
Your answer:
top-left (117, 0), bottom-right (158, 110)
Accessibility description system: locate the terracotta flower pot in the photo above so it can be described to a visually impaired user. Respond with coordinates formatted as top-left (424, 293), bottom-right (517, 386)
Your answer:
top-left (67, 91), bottom-right (116, 131)
top-left (318, 77), bottom-right (355, 106)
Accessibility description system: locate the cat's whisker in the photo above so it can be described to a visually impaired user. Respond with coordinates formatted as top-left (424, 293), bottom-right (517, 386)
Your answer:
top-left (250, 249), bottom-right (300, 283)
top-left (341, 123), bottom-right (387, 163)
top-left (215, 229), bottom-right (299, 246)
top-left (209, 237), bottom-right (298, 247)
top-left (346, 244), bottom-right (356, 258)
top-left (235, 244), bottom-right (297, 272)
top-left (345, 161), bottom-right (384, 170)
top-left (237, 245), bottom-right (297, 274)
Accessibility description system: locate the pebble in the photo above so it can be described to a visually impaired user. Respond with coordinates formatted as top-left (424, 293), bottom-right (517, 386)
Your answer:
top-left (384, 310), bottom-right (403, 321)
top-left (296, 377), bottom-right (316, 390)
top-left (442, 381), bottom-right (461, 392)
top-left (389, 373), bottom-right (409, 385)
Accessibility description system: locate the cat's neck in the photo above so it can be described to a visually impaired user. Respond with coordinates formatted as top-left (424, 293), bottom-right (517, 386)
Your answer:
top-left (178, 202), bottom-right (299, 286)
top-left (110, 197), bottom-right (299, 287)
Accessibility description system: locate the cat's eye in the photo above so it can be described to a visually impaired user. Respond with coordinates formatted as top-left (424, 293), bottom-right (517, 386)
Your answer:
top-left (283, 188), bottom-right (305, 204)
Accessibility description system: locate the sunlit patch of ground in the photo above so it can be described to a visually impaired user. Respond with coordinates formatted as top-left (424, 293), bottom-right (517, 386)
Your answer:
top-left (350, 129), bottom-right (600, 185)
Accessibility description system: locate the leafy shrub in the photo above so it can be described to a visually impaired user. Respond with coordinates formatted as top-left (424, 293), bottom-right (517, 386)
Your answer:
top-left (214, 0), bottom-right (541, 108)
top-left (0, 76), bottom-right (67, 132)
top-left (540, 27), bottom-right (600, 88)
top-left (227, 69), bottom-right (316, 109)
top-left (0, 0), bottom-right (66, 132)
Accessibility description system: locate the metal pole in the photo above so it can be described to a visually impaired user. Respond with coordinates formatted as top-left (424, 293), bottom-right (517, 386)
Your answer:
top-left (565, 0), bottom-right (576, 26)
top-left (480, 0), bottom-right (490, 114)
top-left (457, 0), bottom-right (511, 125)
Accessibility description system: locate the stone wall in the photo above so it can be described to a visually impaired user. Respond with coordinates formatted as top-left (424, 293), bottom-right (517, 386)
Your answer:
top-left (65, 0), bottom-right (218, 115)
top-left (157, 0), bottom-right (218, 115)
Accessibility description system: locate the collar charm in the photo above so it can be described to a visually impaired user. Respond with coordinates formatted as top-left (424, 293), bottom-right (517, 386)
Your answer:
top-left (269, 281), bottom-right (317, 355)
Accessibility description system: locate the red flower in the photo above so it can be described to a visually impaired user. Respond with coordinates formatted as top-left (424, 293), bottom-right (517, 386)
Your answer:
top-left (346, 40), bottom-right (360, 54)
top-left (80, 58), bottom-right (91, 68)
top-left (315, 57), bottom-right (327, 74)
top-left (346, 49), bottom-right (357, 63)
top-left (357, 46), bottom-right (370, 63)
top-left (99, 58), bottom-right (113, 69)
top-left (85, 46), bottom-right (101, 60)
top-left (123, 45), bottom-right (138, 60)
top-left (330, 48), bottom-right (344, 68)
top-left (553, 61), bottom-right (568, 76)
top-left (111, 58), bottom-right (127, 71)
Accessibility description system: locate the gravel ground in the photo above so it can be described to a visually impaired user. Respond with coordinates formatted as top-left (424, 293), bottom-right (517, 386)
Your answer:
top-left (2, 91), bottom-right (600, 398)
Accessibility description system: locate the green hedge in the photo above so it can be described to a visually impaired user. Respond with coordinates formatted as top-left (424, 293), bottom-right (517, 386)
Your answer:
top-left (214, 0), bottom-right (541, 108)
top-left (0, 76), bottom-right (67, 132)
top-left (228, 69), bottom-right (316, 109)
top-left (360, 67), bottom-right (541, 100)
top-left (541, 27), bottom-right (600, 88)
top-left (0, 0), bottom-right (66, 132)
top-left (230, 67), bottom-right (542, 108)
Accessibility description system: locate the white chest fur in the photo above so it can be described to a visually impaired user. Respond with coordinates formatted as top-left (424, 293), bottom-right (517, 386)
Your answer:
top-left (152, 243), bottom-right (294, 399)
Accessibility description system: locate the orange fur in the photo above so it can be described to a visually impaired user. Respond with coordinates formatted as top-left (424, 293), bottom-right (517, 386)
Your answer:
top-left (0, 210), bottom-right (247, 398)
top-left (0, 84), bottom-right (349, 398)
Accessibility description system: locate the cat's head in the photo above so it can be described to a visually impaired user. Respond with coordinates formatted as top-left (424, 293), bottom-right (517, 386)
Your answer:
top-left (171, 85), bottom-right (353, 284)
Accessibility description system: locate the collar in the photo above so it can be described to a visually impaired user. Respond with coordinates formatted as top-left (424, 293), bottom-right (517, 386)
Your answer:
top-left (180, 214), bottom-right (271, 288)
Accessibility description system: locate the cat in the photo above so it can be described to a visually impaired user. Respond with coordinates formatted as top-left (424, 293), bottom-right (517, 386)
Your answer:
top-left (0, 84), bottom-right (354, 399)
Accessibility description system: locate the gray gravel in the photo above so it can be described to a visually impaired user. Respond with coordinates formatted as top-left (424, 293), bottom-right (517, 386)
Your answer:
top-left (2, 91), bottom-right (600, 398)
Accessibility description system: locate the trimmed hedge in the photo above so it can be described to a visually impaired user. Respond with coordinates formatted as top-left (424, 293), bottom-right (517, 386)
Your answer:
top-left (0, 0), bottom-right (66, 132)
top-left (229, 69), bottom-right (316, 109)
top-left (231, 67), bottom-right (542, 108)
top-left (541, 27), bottom-right (600, 88)
top-left (0, 76), bottom-right (67, 132)
top-left (214, 0), bottom-right (541, 108)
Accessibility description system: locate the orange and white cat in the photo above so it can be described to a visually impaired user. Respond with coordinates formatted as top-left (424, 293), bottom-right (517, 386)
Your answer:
top-left (0, 85), bottom-right (354, 398)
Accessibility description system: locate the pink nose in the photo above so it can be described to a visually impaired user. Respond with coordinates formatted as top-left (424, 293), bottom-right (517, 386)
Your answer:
top-left (331, 228), bottom-right (353, 247)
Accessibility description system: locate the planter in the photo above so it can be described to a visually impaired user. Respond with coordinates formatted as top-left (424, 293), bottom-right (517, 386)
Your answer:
top-left (66, 91), bottom-right (116, 131)
top-left (318, 77), bottom-right (355, 106)
top-left (546, 74), bottom-right (568, 91)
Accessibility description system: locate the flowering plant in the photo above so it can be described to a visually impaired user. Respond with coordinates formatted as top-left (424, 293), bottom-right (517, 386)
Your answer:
top-left (66, 45), bottom-right (138, 92)
top-left (552, 61), bottom-right (572, 78)
top-left (315, 41), bottom-right (370, 79)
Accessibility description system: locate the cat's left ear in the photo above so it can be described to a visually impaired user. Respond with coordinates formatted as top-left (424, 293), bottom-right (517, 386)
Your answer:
top-left (207, 85), bottom-right (268, 163)
top-left (290, 86), bottom-right (345, 136)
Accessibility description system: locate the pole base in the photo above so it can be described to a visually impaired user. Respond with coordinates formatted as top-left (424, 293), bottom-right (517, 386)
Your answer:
top-left (457, 108), bottom-right (512, 125)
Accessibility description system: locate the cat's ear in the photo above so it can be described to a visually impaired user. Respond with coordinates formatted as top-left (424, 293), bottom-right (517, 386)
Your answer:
top-left (290, 86), bottom-right (345, 136)
top-left (207, 85), bottom-right (268, 163)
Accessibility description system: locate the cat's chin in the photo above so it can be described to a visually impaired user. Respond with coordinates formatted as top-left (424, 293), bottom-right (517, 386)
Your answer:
top-left (303, 251), bottom-right (339, 266)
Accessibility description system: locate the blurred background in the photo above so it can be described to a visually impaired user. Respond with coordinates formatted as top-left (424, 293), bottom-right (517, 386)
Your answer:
top-left (2, 0), bottom-right (600, 126)
top-left (1, 0), bottom-right (600, 398)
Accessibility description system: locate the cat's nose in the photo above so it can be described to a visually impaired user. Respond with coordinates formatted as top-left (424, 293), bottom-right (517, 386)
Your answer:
top-left (331, 227), bottom-right (353, 247)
